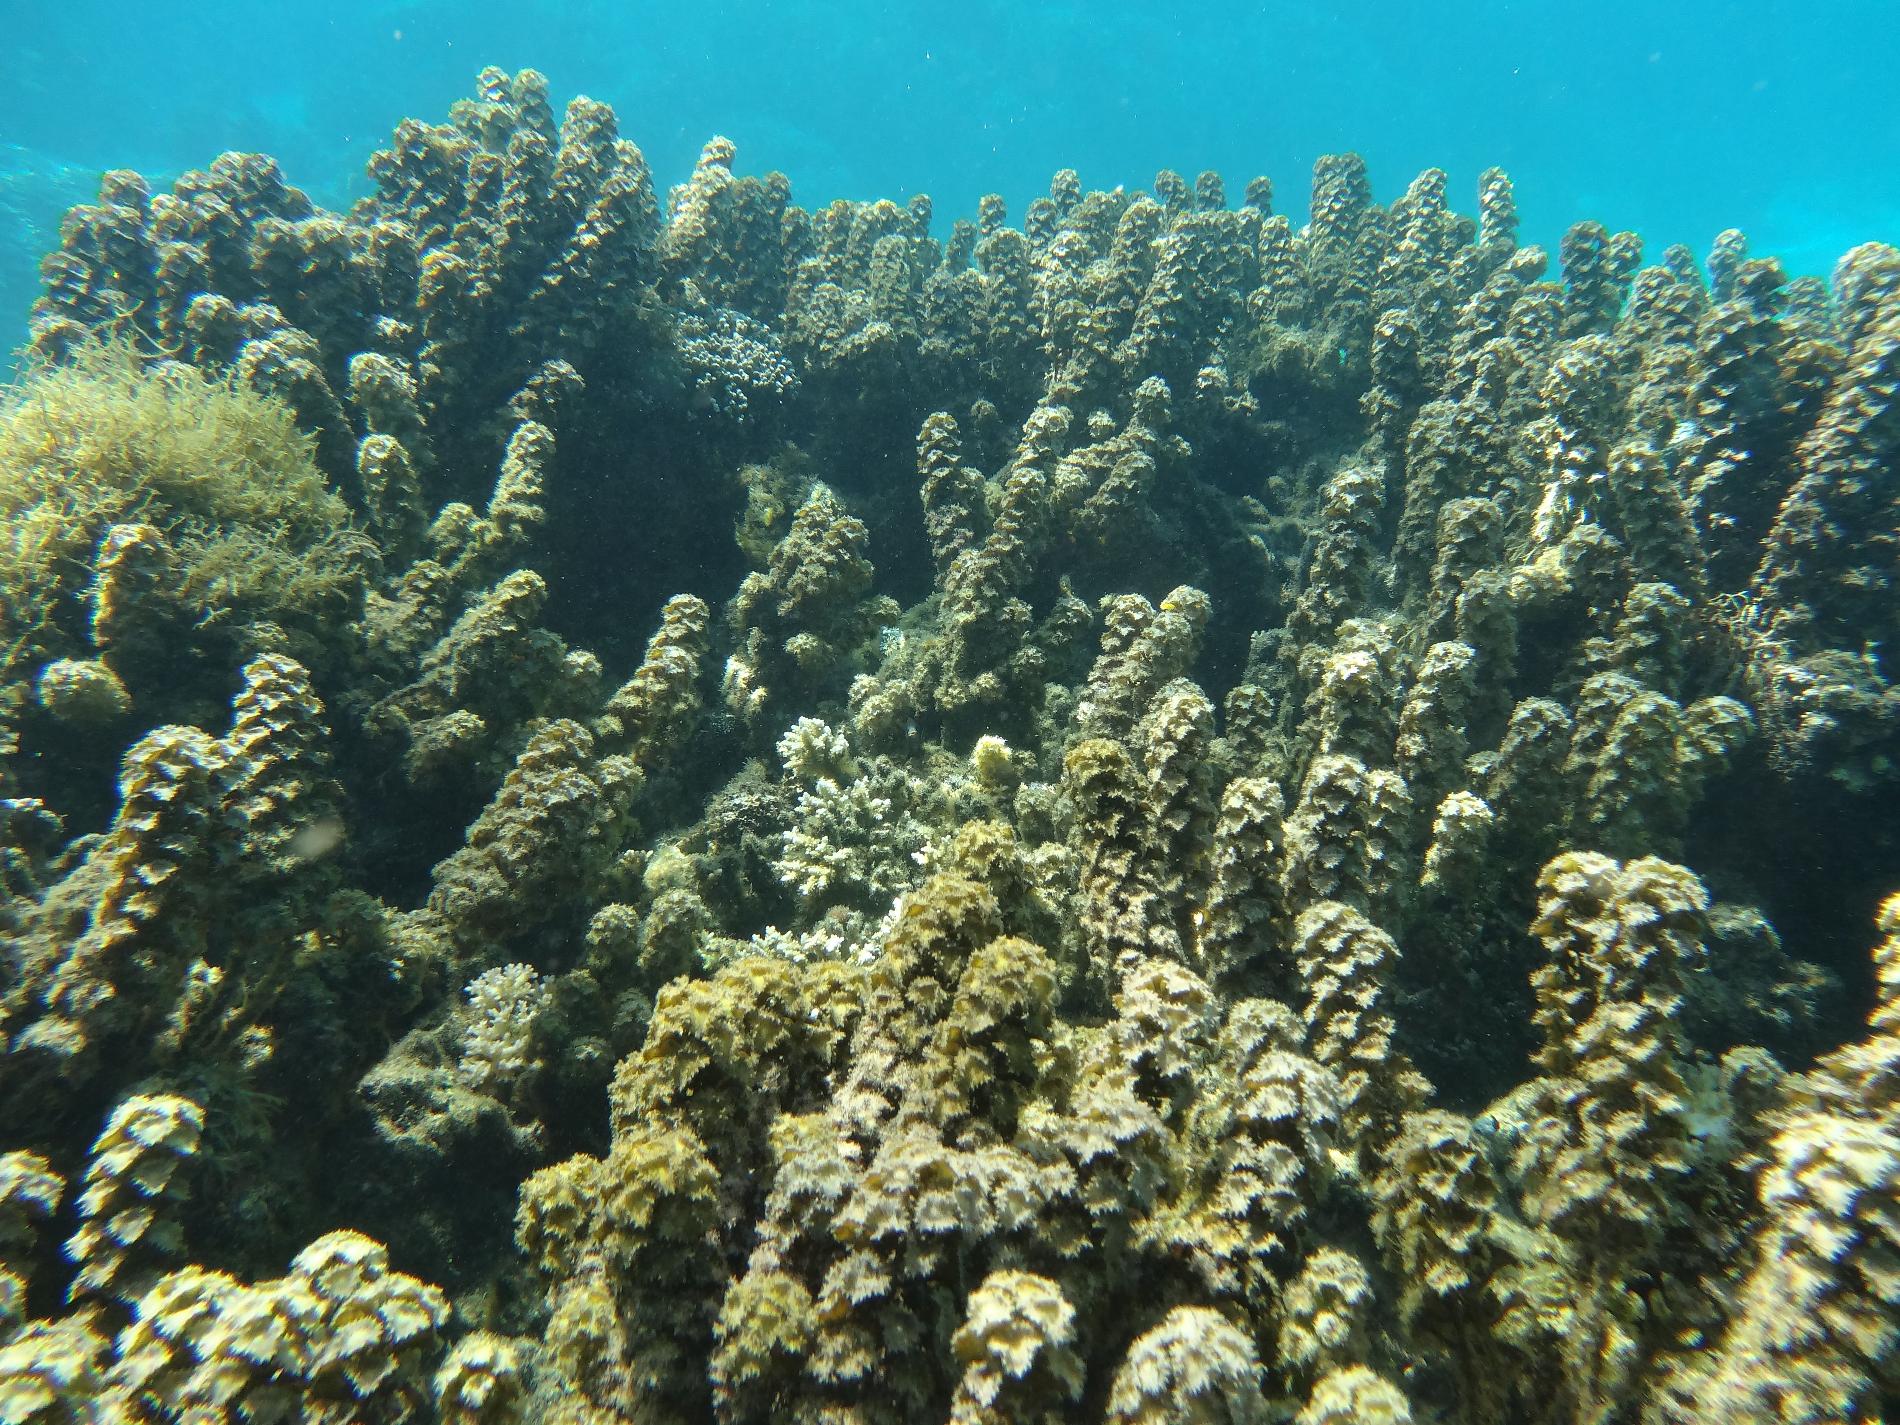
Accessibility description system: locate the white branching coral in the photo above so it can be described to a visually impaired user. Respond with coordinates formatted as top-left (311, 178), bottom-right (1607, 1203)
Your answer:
top-left (457, 964), bottom-right (550, 1095)
top-left (676, 306), bottom-right (797, 422)
top-left (743, 918), bottom-right (880, 967)
top-left (777, 716), bottom-right (857, 785)
top-left (774, 769), bottom-right (926, 909)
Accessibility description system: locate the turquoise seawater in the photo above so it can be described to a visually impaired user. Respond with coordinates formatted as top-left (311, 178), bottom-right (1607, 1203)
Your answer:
top-left (4, 0), bottom-right (1899, 357)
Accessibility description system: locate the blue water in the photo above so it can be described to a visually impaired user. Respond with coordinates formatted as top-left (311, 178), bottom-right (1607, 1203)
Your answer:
top-left (4, 0), bottom-right (1899, 355)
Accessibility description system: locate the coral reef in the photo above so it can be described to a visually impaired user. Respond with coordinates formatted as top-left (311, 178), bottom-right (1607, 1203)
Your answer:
top-left (2, 65), bottom-right (1897, 1424)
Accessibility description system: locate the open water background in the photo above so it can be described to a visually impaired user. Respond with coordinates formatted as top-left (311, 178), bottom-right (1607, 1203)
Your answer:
top-left (3, 0), bottom-right (1899, 362)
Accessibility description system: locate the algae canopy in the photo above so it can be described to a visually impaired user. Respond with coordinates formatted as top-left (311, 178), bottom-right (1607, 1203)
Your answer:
top-left (3, 59), bottom-right (1900, 1425)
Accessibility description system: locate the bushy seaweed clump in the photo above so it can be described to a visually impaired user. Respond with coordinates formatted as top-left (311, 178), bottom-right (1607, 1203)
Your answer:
top-left (0, 342), bottom-right (367, 692)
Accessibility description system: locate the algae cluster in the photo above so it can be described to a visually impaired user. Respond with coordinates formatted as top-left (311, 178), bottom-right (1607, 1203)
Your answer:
top-left (1, 66), bottom-right (1897, 1425)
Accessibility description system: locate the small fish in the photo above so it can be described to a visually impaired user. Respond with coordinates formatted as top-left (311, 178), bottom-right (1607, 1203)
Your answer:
top-left (288, 816), bottom-right (346, 863)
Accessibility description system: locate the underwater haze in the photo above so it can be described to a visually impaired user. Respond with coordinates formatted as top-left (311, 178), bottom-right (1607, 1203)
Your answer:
top-left (4, 2), bottom-right (1900, 1422)
top-left (5, 0), bottom-right (1900, 352)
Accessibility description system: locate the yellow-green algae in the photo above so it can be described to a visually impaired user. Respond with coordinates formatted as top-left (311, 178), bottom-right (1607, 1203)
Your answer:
top-left (0, 341), bottom-right (366, 687)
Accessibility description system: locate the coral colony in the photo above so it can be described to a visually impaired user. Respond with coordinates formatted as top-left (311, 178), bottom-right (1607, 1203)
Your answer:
top-left (2, 66), bottom-right (1899, 1423)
